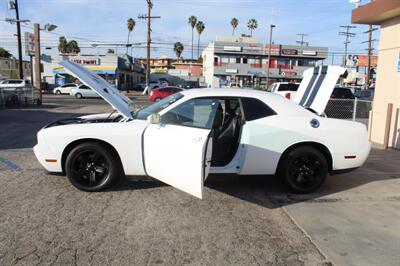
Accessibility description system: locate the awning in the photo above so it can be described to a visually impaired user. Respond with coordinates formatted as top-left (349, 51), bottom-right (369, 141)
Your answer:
top-left (53, 65), bottom-right (116, 75)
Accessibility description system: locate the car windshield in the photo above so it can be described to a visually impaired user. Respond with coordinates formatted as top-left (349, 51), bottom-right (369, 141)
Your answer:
top-left (132, 93), bottom-right (184, 120)
top-left (277, 84), bottom-right (299, 92)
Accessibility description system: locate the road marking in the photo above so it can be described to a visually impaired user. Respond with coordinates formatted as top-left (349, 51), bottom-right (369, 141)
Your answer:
top-left (0, 156), bottom-right (22, 171)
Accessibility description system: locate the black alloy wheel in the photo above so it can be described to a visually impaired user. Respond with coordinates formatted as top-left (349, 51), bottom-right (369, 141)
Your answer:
top-left (279, 146), bottom-right (328, 194)
top-left (65, 142), bottom-right (120, 191)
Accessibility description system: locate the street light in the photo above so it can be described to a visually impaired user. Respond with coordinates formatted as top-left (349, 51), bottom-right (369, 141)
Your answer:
top-left (265, 24), bottom-right (276, 89)
top-left (34, 22), bottom-right (57, 105)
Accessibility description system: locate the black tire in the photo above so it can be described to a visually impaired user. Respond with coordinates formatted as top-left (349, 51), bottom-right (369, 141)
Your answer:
top-left (75, 93), bottom-right (83, 99)
top-left (65, 142), bottom-right (121, 192)
top-left (278, 146), bottom-right (328, 194)
top-left (55, 90), bottom-right (61, 95)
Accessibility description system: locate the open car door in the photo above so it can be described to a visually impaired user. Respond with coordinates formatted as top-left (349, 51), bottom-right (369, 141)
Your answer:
top-left (142, 97), bottom-right (220, 199)
top-left (293, 65), bottom-right (347, 115)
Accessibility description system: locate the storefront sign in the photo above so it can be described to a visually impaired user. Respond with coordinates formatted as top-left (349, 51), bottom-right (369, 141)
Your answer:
top-left (71, 58), bottom-right (101, 65)
top-left (223, 46), bottom-right (242, 52)
top-left (281, 49), bottom-right (298, 55)
top-left (345, 55), bottom-right (378, 68)
top-left (24, 32), bottom-right (35, 56)
top-left (265, 44), bottom-right (280, 55)
top-left (243, 44), bottom-right (263, 53)
top-left (225, 69), bottom-right (238, 73)
top-left (302, 50), bottom-right (317, 56)
top-left (247, 70), bottom-right (263, 76)
top-left (281, 71), bottom-right (297, 76)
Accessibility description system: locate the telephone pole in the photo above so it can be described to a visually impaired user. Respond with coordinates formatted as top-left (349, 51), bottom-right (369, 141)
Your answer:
top-left (362, 25), bottom-right (377, 88)
top-left (296, 33), bottom-right (309, 46)
top-left (138, 0), bottom-right (160, 94)
top-left (14, 0), bottom-right (24, 79)
top-left (339, 25), bottom-right (356, 67)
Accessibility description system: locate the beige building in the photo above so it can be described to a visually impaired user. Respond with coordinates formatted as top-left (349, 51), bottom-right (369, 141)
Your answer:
top-left (352, 0), bottom-right (400, 149)
top-left (0, 57), bottom-right (32, 80)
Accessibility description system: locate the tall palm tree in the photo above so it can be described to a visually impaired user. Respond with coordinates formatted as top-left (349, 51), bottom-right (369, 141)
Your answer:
top-left (188, 16), bottom-right (197, 60)
top-left (173, 42), bottom-right (184, 61)
top-left (127, 18), bottom-right (136, 54)
top-left (230, 18), bottom-right (239, 35)
top-left (196, 21), bottom-right (205, 59)
top-left (247, 19), bottom-right (258, 36)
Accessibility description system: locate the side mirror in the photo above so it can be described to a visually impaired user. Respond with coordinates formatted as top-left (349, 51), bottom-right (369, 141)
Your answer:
top-left (148, 113), bottom-right (161, 124)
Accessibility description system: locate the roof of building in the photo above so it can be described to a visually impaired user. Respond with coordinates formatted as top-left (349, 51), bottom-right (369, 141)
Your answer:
top-left (352, 0), bottom-right (400, 25)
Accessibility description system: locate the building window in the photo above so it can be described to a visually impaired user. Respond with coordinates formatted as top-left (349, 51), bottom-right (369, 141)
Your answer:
top-left (243, 58), bottom-right (248, 64)
top-left (214, 57), bottom-right (218, 63)
top-left (221, 57), bottom-right (229, 63)
top-left (236, 57), bottom-right (241, 64)
top-left (228, 57), bottom-right (236, 63)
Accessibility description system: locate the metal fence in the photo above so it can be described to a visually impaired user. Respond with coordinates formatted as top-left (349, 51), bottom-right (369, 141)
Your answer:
top-left (324, 98), bottom-right (372, 126)
top-left (0, 87), bottom-right (36, 109)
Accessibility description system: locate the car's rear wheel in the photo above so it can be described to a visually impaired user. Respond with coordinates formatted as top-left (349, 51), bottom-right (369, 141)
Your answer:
top-left (75, 93), bottom-right (83, 99)
top-left (65, 142), bottom-right (120, 191)
top-left (279, 146), bottom-right (328, 194)
top-left (55, 90), bottom-right (61, 95)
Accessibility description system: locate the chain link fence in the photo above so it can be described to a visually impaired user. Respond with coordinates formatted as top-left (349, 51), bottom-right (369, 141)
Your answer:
top-left (325, 98), bottom-right (372, 126)
top-left (0, 87), bottom-right (36, 109)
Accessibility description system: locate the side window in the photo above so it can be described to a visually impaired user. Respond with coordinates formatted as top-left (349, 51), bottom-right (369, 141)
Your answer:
top-left (161, 98), bottom-right (219, 129)
top-left (241, 97), bottom-right (276, 121)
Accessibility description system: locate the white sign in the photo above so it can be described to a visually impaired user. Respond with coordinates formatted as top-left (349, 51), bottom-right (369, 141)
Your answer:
top-left (302, 50), bottom-right (317, 56)
top-left (223, 46), bottom-right (242, 52)
top-left (225, 69), bottom-right (238, 74)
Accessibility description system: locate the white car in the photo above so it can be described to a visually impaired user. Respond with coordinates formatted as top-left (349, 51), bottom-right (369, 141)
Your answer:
top-left (33, 61), bottom-right (370, 199)
top-left (267, 82), bottom-right (300, 100)
top-left (53, 83), bottom-right (78, 95)
top-left (70, 84), bottom-right (99, 99)
top-left (0, 79), bottom-right (29, 90)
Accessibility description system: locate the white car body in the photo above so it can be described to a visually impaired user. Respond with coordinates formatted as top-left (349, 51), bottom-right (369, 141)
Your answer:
top-left (267, 82), bottom-right (300, 100)
top-left (34, 61), bottom-right (370, 199)
top-left (0, 79), bottom-right (28, 90)
top-left (70, 84), bottom-right (100, 98)
top-left (53, 83), bottom-right (78, 95)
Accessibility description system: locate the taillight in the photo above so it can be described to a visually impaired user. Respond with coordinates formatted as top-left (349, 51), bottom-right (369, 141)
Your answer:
top-left (285, 92), bottom-right (291, 99)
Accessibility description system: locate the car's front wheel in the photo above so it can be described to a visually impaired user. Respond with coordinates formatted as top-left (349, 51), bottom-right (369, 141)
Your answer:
top-left (55, 90), bottom-right (61, 95)
top-left (65, 142), bottom-right (121, 191)
top-left (278, 146), bottom-right (328, 194)
top-left (75, 93), bottom-right (83, 99)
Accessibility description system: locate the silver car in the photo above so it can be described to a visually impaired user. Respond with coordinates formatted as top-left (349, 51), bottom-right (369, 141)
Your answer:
top-left (70, 84), bottom-right (99, 99)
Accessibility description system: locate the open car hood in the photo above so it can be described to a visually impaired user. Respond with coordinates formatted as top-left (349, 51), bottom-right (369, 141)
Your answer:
top-left (59, 60), bottom-right (134, 119)
top-left (293, 65), bottom-right (347, 115)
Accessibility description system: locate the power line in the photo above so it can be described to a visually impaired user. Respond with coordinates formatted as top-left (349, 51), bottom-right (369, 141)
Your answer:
top-left (296, 33), bottom-right (309, 46)
top-left (339, 25), bottom-right (356, 67)
top-left (362, 25), bottom-right (378, 88)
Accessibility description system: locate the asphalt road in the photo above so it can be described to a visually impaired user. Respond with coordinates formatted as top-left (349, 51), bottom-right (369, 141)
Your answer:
top-left (0, 96), bottom-right (330, 265)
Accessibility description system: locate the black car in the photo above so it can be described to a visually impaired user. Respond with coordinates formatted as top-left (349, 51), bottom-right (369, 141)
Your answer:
top-left (324, 87), bottom-right (355, 119)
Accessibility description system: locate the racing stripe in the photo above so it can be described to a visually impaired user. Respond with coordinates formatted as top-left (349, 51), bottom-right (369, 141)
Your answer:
top-left (299, 66), bottom-right (320, 106)
top-left (304, 66), bottom-right (329, 107)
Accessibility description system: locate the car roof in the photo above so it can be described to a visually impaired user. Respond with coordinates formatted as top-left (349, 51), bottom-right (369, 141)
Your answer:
top-left (180, 88), bottom-right (313, 117)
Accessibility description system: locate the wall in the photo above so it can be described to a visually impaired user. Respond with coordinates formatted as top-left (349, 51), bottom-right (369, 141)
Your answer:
top-left (371, 16), bottom-right (400, 148)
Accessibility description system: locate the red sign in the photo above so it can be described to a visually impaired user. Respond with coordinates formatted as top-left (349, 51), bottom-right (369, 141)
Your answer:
top-left (281, 49), bottom-right (298, 55)
top-left (281, 71), bottom-right (297, 76)
top-left (265, 44), bottom-right (280, 55)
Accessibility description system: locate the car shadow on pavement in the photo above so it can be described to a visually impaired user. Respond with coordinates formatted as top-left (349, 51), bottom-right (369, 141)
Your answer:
top-left (0, 106), bottom-right (85, 150)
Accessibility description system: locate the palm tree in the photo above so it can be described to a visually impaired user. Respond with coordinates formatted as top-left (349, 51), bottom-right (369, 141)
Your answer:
top-left (196, 21), bottom-right (205, 59)
top-left (188, 16), bottom-right (197, 60)
top-left (126, 18), bottom-right (136, 54)
top-left (173, 42), bottom-right (184, 61)
top-left (247, 19), bottom-right (258, 36)
top-left (230, 18), bottom-right (239, 35)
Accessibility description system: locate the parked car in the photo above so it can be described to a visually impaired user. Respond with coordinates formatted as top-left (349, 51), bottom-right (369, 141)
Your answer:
top-left (325, 87), bottom-right (355, 118)
top-left (33, 61), bottom-right (370, 198)
top-left (267, 82), bottom-right (300, 99)
top-left (0, 79), bottom-right (29, 90)
top-left (53, 83), bottom-right (78, 95)
top-left (148, 86), bottom-right (182, 102)
top-left (135, 81), bottom-right (160, 91)
top-left (70, 84), bottom-right (99, 99)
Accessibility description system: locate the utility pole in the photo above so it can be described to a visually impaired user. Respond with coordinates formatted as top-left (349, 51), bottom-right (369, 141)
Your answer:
top-left (14, 0), bottom-right (24, 79)
top-left (34, 23), bottom-right (42, 104)
top-left (362, 25), bottom-right (377, 88)
top-left (138, 0), bottom-right (160, 94)
top-left (296, 33), bottom-right (309, 46)
top-left (339, 25), bottom-right (356, 67)
top-left (265, 24), bottom-right (276, 89)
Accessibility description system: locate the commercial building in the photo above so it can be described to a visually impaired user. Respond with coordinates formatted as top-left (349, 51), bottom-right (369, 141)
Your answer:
top-left (352, 0), bottom-right (400, 149)
top-left (40, 53), bottom-right (145, 90)
top-left (0, 57), bottom-right (32, 81)
top-left (202, 36), bottom-right (328, 88)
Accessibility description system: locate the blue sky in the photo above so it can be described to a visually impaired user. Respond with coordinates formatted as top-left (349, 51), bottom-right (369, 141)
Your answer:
top-left (0, 0), bottom-right (379, 64)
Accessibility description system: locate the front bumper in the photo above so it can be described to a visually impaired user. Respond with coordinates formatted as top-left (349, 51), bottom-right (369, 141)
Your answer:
top-left (33, 141), bottom-right (63, 173)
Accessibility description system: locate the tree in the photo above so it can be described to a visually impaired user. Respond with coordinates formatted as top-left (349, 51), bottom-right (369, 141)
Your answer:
top-left (230, 18), bottom-right (239, 35)
top-left (0, 47), bottom-right (12, 58)
top-left (173, 42), bottom-right (184, 60)
top-left (66, 40), bottom-right (80, 54)
top-left (127, 18), bottom-right (136, 54)
top-left (58, 37), bottom-right (68, 54)
top-left (196, 21), bottom-right (205, 59)
top-left (188, 16), bottom-right (197, 60)
top-left (247, 19), bottom-right (258, 36)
